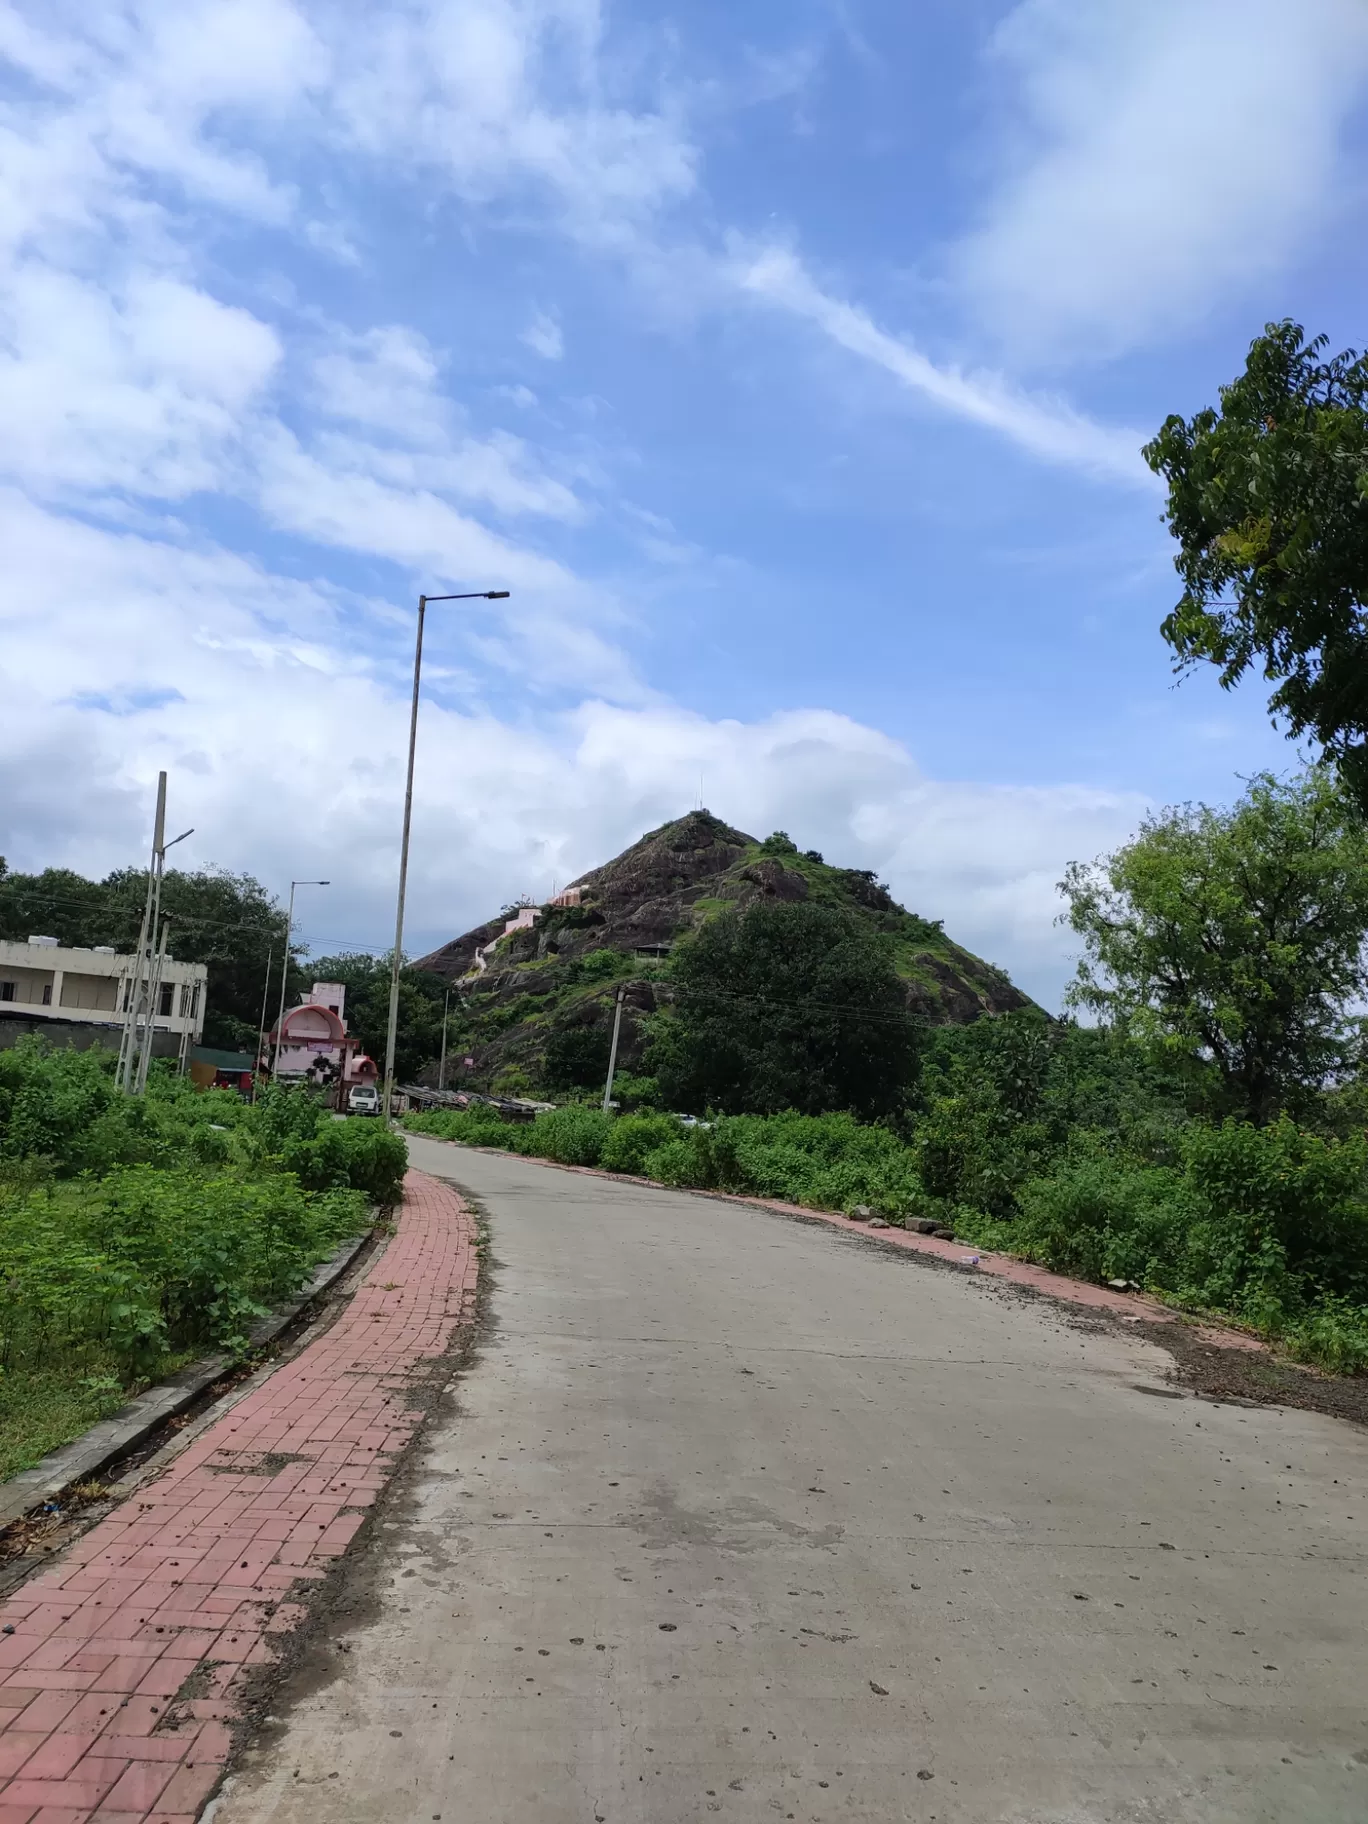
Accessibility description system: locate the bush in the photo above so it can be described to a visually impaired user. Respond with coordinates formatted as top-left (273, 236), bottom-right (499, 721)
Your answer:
top-left (0, 1168), bottom-right (370, 1378)
top-left (334, 1119), bottom-right (409, 1208)
top-left (579, 948), bottom-right (628, 981)
top-left (600, 1114), bottom-right (681, 1175)
top-left (527, 1106), bottom-right (612, 1166)
top-left (406, 1108), bottom-right (531, 1150)
top-left (0, 1047), bottom-right (381, 1428)
top-left (542, 1022), bottom-right (612, 1091)
top-left (1002, 1158), bottom-right (1196, 1288)
top-left (1178, 1117), bottom-right (1368, 1302)
top-left (1282, 1297), bottom-right (1368, 1375)
top-left (641, 1137), bottom-right (699, 1186)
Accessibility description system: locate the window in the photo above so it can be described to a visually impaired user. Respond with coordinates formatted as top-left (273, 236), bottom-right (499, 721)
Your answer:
top-left (158, 983), bottom-right (174, 1016)
top-left (41, 984), bottom-right (52, 1006)
top-left (0, 982), bottom-right (13, 1002)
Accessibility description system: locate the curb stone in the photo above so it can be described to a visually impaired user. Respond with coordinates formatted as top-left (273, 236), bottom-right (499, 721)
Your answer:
top-left (0, 1228), bottom-right (377, 1531)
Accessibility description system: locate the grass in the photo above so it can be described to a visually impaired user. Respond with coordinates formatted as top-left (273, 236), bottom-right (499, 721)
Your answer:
top-left (0, 1360), bottom-right (129, 1482)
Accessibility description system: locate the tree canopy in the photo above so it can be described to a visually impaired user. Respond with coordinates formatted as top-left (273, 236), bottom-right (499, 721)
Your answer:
top-left (1144, 321), bottom-right (1368, 808)
top-left (0, 860), bottom-right (285, 1049)
top-left (645, 898), bottom-right (920, 1120)
top-left (1060, 768), bottom-right (1368, 1123)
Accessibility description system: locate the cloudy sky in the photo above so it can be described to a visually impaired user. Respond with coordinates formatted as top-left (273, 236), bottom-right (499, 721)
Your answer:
top-left (2, 0), bottom-right (1367, 1008)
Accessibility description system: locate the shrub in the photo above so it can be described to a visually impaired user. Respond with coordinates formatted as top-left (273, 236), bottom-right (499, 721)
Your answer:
top-left (578, 948), bottom-right (628, 981)
top-left (1006, 1159), bottom-right (1196, 1288)
top-left (1178, 1117), bottom-right (1368, 1301)
top-left (527, 1106), bottom-right (611, 1166)
top-left (642, 1137), bottom-right (700, 1186)
top-left (542, 1022), bottom-right (612, 1090)
top-left (334, 1119), bottom-right (409, 1208)
top-left (406, 1108), bottom-right (530, 1150)
top-left (600, 1114), bottom-right (681, 1176)
top-left (1282, 1296), bottom-right (1368, 1375)
top-left (0, 1168), bottom-right (370, 1378)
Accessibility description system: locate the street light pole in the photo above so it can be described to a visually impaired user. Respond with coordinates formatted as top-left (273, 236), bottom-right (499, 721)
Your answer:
top-left (273, 879), bottom-right (329, 1079)
top-left (381, 588), bottom-right (510, 1124)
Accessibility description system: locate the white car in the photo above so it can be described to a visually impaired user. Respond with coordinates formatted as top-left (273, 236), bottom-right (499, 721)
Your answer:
top-left (348, 1084), bottom-right (380, 1116)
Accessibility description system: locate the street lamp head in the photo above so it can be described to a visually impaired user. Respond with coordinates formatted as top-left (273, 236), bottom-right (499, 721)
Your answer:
top-left (421, 589), bottom-right (512, 603)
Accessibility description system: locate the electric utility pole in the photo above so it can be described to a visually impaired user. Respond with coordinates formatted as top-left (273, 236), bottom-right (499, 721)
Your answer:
top-left (601, 985), bottom-right (626, 1113)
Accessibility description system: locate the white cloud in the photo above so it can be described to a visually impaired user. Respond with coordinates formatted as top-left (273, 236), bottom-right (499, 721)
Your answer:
top-left (251, 430), bottom-right (578, 587)
top-left (956, 0), bottom-right (1368, 359)
top-left (0, 264), bottom-right (282, 497)
top-left (0, 494), bottom-right (1143, 1009)
top-left (320, 0), bottom-right (696, 236)
top-left (521, 311), bottom-right (564, 360)
top-left (738, 246), bottom-right (1153, 485)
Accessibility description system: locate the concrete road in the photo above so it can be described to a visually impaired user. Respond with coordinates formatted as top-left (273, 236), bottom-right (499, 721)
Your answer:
top-left (215, 1136), bottom-right (1368, 1824)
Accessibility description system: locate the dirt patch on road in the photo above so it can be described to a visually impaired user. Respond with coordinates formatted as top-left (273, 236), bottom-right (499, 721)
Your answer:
top-left (227, 1193), bottom-right (496, 1759)
top-left (1132, 1317), bottom-right (1368, 1425)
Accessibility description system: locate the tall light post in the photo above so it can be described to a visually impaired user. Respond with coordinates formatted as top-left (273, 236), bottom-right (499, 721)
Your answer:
top-left (273, 879), bottom-right (330, 1078)
top-left (382, 589), bottom-right (510, 1123)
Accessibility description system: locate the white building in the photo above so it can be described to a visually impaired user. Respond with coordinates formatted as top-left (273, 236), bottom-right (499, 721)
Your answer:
top-left (0, 936), bottom-right (208, 1048)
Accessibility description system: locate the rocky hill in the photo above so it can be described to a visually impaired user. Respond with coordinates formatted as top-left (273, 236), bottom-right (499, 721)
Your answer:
top-left (415, 811), bottom-right (1033, 1095)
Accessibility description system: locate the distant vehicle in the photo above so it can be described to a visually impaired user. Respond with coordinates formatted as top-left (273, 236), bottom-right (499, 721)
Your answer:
top-left (347, 1085), bottom-right (380, 1116)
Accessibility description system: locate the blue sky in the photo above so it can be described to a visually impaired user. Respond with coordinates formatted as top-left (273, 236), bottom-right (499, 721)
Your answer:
top-left (2, 0), bottom-right (1367, 1008)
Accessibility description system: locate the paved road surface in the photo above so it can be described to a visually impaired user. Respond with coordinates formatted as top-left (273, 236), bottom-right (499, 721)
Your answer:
top-left (214, 1137), bottom-right (1368, 1824)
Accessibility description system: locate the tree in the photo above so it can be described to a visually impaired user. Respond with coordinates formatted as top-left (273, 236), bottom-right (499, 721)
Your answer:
top-left (0, 861), bottom-right (286, 1049)
top-left (645, 899), bottom-right (920, 1119)
top-left (1060, 768), bottom-right (1368, 1123)
top-left (307, 952), bottom-right (449, 1083)
top-left (543, 1021), bottom-right (612, 1092)
top-left (1144, 321), bottom-right (1368, 808)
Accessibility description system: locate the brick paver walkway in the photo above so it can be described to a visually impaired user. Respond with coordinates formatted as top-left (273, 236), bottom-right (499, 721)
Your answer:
top-left (0, 1168), bottom-right (478, 1823)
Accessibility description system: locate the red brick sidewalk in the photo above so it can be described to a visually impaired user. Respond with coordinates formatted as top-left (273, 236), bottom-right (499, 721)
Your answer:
top-left (0, 1168), bottom-right (478, 1823)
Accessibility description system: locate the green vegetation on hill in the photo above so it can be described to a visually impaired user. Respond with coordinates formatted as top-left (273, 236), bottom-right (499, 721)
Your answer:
top-left (0, 1040), bottom-right (406, 1478)
top-left (647, 898), bottom-right (920, 1120)
top-left (416, 811), bottom-right (1029, 1095)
